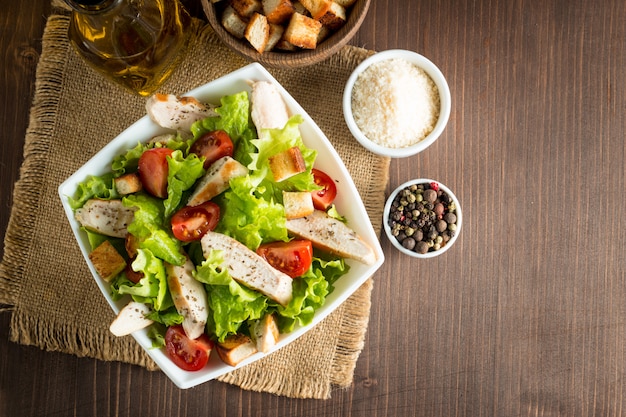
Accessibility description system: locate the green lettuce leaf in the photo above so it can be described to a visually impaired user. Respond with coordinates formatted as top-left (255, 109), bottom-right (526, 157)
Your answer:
top-left (194, 250), bottom-right (268, 342)
top-left (123, 194), bottom-right (185, 266)
top-left (163, 150), bottom-right (205, 218)
top-left (67, 173), bottom-right (119, 210)
top-left (215, 175), bottom-right (288, 250)
top-left (115, 249), bottom-right (171, 311)
top-left (275, 257), bottom-right (348, 333)
top-left (190, 91), bottom-right (257, 166)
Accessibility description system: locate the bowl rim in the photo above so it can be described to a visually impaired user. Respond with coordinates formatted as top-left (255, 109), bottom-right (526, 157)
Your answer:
top-left (383, 178), bottom-right (462, 258)
top-left (57, 63), bottom-right (385, 388)
top-left (343, 49), bottom-right (452, 158)
top-left (202, 0), bottom-right (371, 69)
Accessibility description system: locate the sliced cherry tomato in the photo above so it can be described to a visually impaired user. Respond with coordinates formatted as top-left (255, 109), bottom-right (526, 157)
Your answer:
top-left (311, 168), bottom-right (337, 210)
top-left (165, 325), bottom-right (214, 372)
top-left (190, 130), bottom-right (234, 168)
top-left (138, 147), bottom-right (174, 198)
top-left (171, 201), bottom-right (220, 242)
top-left (256, 240), bottom-right (313, 278)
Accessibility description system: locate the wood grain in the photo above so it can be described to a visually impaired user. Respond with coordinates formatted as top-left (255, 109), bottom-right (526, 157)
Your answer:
top-left (2, 0), bottom-right (625, 416)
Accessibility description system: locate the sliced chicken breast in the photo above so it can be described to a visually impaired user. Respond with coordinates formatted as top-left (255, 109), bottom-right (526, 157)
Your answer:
top-left (146, 94), bottom-right (217, 132)
top-left (75, 199), bottom-right (136, 238)
top-left (165, 257), bottom-right (209, 340)
top-left (286, 210), bottom-right (377, 265)
top-left (109, 301), bottom-right (154, 337)
top-left (200, 232), bottom-right (293, 306)
top-left (250, 81), bottom-right (290, 130)
top-left (187, 156), bottom-right (248, 206)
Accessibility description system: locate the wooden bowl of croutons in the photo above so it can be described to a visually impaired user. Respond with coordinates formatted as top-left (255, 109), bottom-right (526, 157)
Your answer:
top-left (202, 0), bottom-right (370, 68)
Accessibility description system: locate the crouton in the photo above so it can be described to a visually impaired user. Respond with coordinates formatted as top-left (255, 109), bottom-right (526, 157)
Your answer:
top-left (221, 5), bottom-right (248, 38)
top-left (297, 0), bottom-right (331, 19)
top-left (89, 240), bottom-right (127, 282)
top-left (283, 191), bottom-right (314, 219)
top-left (318, 2), bottom-right (346, 30)
top-left (231, 0), bottom-right (262, 17)
top-left (317, 24), bottom-right (332, 43)
top-left (283, 12), bottom-right (322, 49)
top-left (245, 12), bottom-right (270, 53)
top-left (333, 0), bottom-right (356, 7)
top-left (292, 0), bottom-right (309, 15)
top-left (262, 0), bottom-right (295, 24)
top-left (217, 334), bottom-right (258, 366)
top-left (266, 23), bottom-right (285, 51)
top-left (114, 173), bottom-right (142, 195)
top-left (275, 39), bottom-right (299, 51)
top-left (268, 146), bottom-right (307, 182)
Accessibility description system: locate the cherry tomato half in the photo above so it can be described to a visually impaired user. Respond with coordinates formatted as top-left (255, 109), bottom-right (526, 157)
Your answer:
top-left (311, 169), bottom-right (337, 211)
top-left (190, 130), bottom-right (234, 169)
top-left (171, 201), bottom-right (220, 242)
top-left (256, 240), bottom-right (313, 278)
top-left (138, 147), bottom-right (174, 198)
top-left (165, 325), bottom-right (214, 372)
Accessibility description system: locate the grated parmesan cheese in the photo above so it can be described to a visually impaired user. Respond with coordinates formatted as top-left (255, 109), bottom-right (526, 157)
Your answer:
top-left (351, 58), bottom-right (440, 148)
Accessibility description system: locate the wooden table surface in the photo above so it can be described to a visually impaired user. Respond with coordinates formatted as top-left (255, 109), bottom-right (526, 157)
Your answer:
top-left (2, 1), bottom-right (625, 416)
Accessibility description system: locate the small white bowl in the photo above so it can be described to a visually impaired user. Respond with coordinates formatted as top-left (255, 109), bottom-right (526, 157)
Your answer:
top-left (383, 179), bottom-right (462, 258)
top-left (343, 50), bottom-right (451, 158)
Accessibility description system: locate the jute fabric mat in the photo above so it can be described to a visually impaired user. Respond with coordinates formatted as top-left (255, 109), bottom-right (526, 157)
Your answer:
top-left (0, 13), bottom-right (389, 399)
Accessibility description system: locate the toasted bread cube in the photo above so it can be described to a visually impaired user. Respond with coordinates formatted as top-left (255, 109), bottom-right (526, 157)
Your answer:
top-left (89, 240), bottom-right (127, 282)
top-left (292, 1), bottom-right (309, 15)
top-left (231, 0), bottom-right (262, 17)
top-left (283, 13), bottom-right (322, 49)
top-left (317, 24), bottom-right (332, 43)
top-left (245, 13), bottom-right (270, 53)
top-left (217, 334), bottom-right (258, 366)
top-left (262, 0), bottom-right (295, 24)
top-left (275, 38), bottom-right (299, 51)
top-left (268, 146), bottom-right (307, 182)
top-left (318, 2), bottom-right (346, 30)
top-left (334, 0), bottom-right (356, 7)
top-left (114, 173), bottom-right (142, 195)
top-left (298, 0), bottom-right (331, 19)
top-left (221, 5), bottom-right (248, 38)
top-left (266, 23), bottom-right (285, 51)
top-left (283, 191), bottom-right (314, 219)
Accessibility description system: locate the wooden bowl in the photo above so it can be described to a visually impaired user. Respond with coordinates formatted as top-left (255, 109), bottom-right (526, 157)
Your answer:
top-left (201, 0), bottom-right (371, 69)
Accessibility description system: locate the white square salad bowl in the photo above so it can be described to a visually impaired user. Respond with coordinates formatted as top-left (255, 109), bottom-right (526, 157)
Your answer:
top-left (58, 63), bottom-right (385, 389)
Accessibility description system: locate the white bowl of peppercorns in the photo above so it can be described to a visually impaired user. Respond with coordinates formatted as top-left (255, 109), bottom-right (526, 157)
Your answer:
top-left (383, 179), bottom-right (461, 258)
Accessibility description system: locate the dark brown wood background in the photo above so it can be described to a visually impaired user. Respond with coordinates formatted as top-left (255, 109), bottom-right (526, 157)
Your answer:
top-left (2, 1), bottom-right (625, 416)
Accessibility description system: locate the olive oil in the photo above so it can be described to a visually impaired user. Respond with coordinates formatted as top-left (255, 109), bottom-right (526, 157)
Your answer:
top-left (66, 0), bottom-right (191, 96)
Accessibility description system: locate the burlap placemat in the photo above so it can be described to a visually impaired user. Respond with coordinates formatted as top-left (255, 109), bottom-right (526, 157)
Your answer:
top-left (0, 12), bottom-right (389, 399)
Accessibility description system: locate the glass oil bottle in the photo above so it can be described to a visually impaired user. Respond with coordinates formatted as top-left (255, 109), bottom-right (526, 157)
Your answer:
top-left (65, 0), bottom-right (192, 96)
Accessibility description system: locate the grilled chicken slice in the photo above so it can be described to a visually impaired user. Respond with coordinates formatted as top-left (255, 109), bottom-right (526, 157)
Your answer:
top-left (250, 80), bottom-right (290, 130)
top-left (109, 301), bottom-right (154, 336)
top-left (286, 210), bottom-right (377, 265)
top-left (187, 156), bottom-right (249, 206)
top-left (200, 231), bottom-right (293, 306)
top-left (75, 199), bottom-right (136, 238)
top-left (252, 313), bottom-right (280, 353)
top-left (146, 94), bottom-right (217, 132)
top-left (165, 257), bottom-right (209, 340)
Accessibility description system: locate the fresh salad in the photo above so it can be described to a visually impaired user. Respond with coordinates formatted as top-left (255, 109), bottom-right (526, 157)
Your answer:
top-left (67, 84), bottom-right (372, 372)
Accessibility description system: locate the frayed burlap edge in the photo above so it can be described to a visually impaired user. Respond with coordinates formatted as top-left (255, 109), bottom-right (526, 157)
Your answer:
top-left (0, 17), bottom-right (68, 309)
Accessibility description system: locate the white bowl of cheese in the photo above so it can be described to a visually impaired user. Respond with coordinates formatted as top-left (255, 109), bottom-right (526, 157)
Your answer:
top-left (343, 49), bottom-right (451, 158)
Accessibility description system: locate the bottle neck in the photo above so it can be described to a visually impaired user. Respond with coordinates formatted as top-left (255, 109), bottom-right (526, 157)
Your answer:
top-left (64, 0), bottom-right (122, 14)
